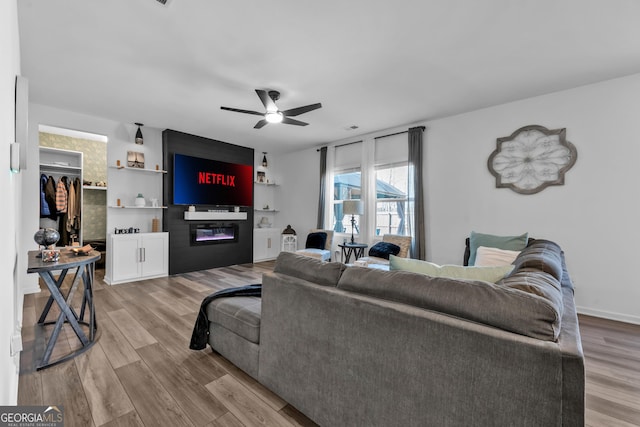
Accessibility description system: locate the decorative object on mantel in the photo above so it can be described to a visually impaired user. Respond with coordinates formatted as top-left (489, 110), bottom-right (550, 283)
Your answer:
top-left (134, 122), bottom-right (144, 145)
top-left (488, 125), bottom-right (577, 195)
top-left (135, 193), bottom-right (145, 207)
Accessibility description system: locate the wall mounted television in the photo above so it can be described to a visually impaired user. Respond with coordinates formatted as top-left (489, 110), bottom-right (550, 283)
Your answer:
top-left (173, 153), bottom-right (253, 206)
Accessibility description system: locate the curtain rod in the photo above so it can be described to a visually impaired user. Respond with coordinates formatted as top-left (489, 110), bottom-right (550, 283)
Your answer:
top-left (374, 126), bottom-right (426, 140)
top-left (316, 126), bottom-right (425, 151)
top-left (317, 140), bottom-right (363, 151)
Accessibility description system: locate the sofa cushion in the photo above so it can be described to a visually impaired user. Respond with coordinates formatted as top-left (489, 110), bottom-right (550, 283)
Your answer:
top-left (468, 231), bottom-right (528, 266)
top-left (305, 232), bottom-right (327, 250)
top-left (389, 256), bottom-right (513, 283)
top-left (275, 252), bottom-right (346, 287)
top-left (475, 246), bottom-right (521, 266)
top-left (207, 296), bottom-right (261, 344)
top-left (337, 266), bottom-right (561, 341)
top-left (368, 241), bottom-right (401, 260)
top-left (296, 248), bottom-right (331, 262)
top-left (510, 239), bottom-right (563, 281)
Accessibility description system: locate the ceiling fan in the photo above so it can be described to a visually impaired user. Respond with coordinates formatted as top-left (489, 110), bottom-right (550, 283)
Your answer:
top-left (221, 90), bottom-right (322, 129)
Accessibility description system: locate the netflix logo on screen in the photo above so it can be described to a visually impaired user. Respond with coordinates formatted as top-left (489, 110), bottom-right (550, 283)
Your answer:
top-left (198, 172), bottom-right (235, 187)
top-left (173, 153), bottom-right (253, 206)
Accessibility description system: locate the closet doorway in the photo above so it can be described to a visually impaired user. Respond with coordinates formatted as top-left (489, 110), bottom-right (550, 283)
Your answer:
top-left (38, 125), bottom-right (108, 266)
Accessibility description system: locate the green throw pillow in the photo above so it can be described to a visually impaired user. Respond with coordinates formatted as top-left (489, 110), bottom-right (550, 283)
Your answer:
top-left (389, 255), bottom-right (514, 283)
top-left (468, 231), bottom-right (528, 266)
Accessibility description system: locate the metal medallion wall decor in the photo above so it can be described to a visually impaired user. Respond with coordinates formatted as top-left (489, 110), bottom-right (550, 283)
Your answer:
top-left (488, 125), bottom-right (577, 195)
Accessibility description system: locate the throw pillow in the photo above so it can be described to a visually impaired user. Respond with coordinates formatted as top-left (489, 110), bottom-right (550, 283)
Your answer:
top-left (368, 242), bottom-right (401, 260)
top-left (389, 256), bottom-right (513, 283)
top-left (475, 246), bottom-right (520, 267)
top-left (468, 231), bottom-right (528, 266)
top-left (305, 232), bottom-right (327, 250)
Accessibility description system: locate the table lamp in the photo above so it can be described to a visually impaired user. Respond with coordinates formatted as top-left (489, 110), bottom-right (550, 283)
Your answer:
top-left (343, 200), bottom-right (363, 244)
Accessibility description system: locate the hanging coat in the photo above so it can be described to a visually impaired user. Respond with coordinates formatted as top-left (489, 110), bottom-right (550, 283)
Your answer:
top-left (56, 176), bottom-right (68, 213)
top-left (73, 178), bottom-right (81, 230)
top-left (40, 174), bottom-right (50, 217)
top-left (44, 176), bottom-right (57, 220)
top-left (66, 177), bottom-right (76, 232)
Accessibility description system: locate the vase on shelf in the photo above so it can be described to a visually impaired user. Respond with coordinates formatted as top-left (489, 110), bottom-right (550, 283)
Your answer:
top-left (135, 193), bottom-right (145, 207)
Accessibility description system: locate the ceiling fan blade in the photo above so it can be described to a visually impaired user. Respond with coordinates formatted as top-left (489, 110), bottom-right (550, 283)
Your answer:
top-left (282, 103), bottom-right (322, 117)
top-left (254, 119), bottom-right (268, 129)
top-left (255, 89), bottom-right (278, 112)
top-left (282, 117), bottom-right (309, 126)
top-left (221, 106), bottom-right (264, 116)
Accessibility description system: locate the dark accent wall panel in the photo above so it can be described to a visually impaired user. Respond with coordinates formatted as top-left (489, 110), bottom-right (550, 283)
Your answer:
top-left (162, 129), bottom-right (254, 275)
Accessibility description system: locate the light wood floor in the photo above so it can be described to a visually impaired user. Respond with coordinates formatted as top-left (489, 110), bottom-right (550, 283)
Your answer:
top-left (18, 263), bottom-right (640, 426)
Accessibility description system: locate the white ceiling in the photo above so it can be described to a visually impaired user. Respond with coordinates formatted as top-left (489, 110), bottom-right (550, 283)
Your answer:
top-left (17, 0), bottom-right (640, 154)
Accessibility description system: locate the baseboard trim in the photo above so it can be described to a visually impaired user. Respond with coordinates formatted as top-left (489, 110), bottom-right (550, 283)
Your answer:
top-left (22, 285), bottom-right (40, 295)
top-left (576, 306), bottom-right (640, 326)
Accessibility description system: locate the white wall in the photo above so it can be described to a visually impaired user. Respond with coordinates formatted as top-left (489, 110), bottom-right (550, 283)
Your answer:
top-left (426, 73), bottom-right (640, 324)
top-left (279, 147), bottom-right (321, 248)
top-left (281, 73), bottom-right (640, 325)
top-left (1, 0), bottom-right (22, 405)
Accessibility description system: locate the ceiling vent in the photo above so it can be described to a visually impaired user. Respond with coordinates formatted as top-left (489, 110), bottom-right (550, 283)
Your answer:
top-left (155, 0), bottom-right (172, 6)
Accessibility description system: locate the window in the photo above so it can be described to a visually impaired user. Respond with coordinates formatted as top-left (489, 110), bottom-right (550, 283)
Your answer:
top-left (332, 142), bottom-right (362, 236)
top-left (326, 136), bottom-right (413, 245)
top-left (375, 163), bottom-right (408, 236)
top-left (332, 169), bottom-right (361, 234)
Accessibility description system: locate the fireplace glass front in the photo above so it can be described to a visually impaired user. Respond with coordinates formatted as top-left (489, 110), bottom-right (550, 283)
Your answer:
top-left (190, 223), bottom-right (238, 246)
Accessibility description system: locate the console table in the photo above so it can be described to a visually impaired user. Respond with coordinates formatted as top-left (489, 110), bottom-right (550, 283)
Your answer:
top-left (339, 242), bottom-right (368, 263)
top-left (27, 249), bottom-right (100, 370)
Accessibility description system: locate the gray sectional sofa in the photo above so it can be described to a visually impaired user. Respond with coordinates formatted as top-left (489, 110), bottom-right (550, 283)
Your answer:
top-left (206, 239), bottom-right (584, 426)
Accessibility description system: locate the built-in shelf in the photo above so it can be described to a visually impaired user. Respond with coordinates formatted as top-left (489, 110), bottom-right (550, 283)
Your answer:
top-left (84, 185), bottom-right (107, 191)
top-left (254, 181), bottom-right (278, 186)
top-left (40, 163), bottom-right (82, 173)
top-left (109, 165), bottom-right (167, 174)
top-left (255, 209), bottom-right (279, 213)
top-left (109, 205), bottom-right (168, 209)
top-left (184, 211), bottom-right (248, 221)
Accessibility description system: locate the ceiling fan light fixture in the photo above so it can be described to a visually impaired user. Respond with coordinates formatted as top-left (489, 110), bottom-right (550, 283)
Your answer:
top-left (265, 111), bottom-right (283, 124)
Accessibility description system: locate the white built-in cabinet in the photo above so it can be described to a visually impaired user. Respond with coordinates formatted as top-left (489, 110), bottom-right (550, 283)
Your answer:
top-left (106, 232), bottom-right (168, 285)
top-left (253, 228), bottom-right (281, 262)
top-left (253, 181), bottom-right (281, 262)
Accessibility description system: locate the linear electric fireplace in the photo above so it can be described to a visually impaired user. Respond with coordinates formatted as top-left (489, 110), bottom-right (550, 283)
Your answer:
top-left (190, 223), bottom-right (238, 246)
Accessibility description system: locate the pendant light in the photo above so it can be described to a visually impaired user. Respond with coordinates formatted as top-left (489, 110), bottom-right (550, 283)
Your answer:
top-left (135, 123), bottom-right (144, 145)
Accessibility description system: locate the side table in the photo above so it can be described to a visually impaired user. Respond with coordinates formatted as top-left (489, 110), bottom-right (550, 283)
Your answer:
top-left (339, 242), bottom-right (368, 263)
top-left (27, 249), bottom-right (100, 370)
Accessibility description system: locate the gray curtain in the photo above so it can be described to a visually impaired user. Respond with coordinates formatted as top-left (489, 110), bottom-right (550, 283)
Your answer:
top-left (408, 127), bottom-right (426, 259)
top-left (317, 147), bottom-right (327, 229)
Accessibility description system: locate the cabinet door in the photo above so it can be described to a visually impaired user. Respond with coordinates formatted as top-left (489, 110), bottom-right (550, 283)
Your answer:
top-left (253, 231), bottom-right (269, 262)
top-left (254, 229), bottom-right (280, 262)
top-left (111, 235), bottom-right (141, 283)
top-left (140, 233), bottom-right (168, 278)
top-left (265, 229), bottom-right (281, 259)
